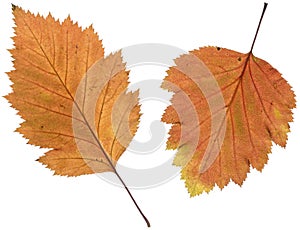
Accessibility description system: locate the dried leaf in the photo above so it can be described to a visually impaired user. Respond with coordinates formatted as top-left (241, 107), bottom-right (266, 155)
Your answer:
top-left (7, 6), bottom-right (140, 176)
top-left (162, 47), bottom-right (296, 196)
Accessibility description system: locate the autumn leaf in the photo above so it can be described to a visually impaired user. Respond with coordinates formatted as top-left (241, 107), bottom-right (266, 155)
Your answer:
top-left (6, 6), bottom-right (151, 227)
top-left (161, 3), bottom-right (296, 196)
top-left (6, 6), bottom-right (140, 176)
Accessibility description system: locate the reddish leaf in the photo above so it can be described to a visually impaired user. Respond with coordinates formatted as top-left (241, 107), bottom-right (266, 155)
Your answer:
top-left (162, 47), bottom-right (295, 196)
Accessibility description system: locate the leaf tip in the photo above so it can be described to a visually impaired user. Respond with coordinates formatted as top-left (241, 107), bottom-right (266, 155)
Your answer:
top-left (11, 3), bottom-right (16, 11)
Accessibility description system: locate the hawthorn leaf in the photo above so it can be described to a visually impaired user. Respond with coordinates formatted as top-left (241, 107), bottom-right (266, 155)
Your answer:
top-left (162, 46), bottom-right (296, 196)
top-left (6, 6), bottom-right (141, 176)
top-left (162, 3), bottom-right (296, 197)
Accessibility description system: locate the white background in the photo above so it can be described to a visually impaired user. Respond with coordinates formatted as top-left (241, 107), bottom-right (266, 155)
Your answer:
top-left (1, 0), bottom-right (300, 229)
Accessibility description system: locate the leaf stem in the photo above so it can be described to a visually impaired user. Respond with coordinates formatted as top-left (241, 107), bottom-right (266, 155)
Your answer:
top-left (73, 101), bottom-right (151, 227)
top-left (113, 169), bottom-right (151, 227)
top-left (250, 2), bottom-right (268, 53)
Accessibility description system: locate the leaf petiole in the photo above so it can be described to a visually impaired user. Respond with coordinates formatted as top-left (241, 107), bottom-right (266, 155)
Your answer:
top-left (250, 2), bottom-right (268, 53)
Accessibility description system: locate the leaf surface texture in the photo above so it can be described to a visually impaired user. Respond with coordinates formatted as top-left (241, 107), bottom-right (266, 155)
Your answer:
top-left (162, 47), bottom-right (296, 196)
top-left (7, 7), bottom-right (140, 176)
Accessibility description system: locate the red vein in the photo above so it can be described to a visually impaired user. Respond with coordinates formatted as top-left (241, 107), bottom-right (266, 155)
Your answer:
top-left (51, 30), bottom-right (56, 66)
top-left (53, 157), bottom-right (111, 169)
top-left (199, 111), bottom-right (227, 171)
top-left (252, 57), bottom-right (287, 102)
top-left (82, 35), bottom-right (90, 112)
top-left (96, 82), bottom-right (110, 134)
top-left (248, 59), bottom-right (275, 128)
top-left (18, 76), bottom-right (71, 101)
top-left (18, 99), bottom-right (85, 123)
top-left (22, 44), bottom-right (45, 58)
top-left (20, 56), bottom-right (56, 76)
top-left (229, 107), bottom-right (241, 182)
top-left (240, 68), bottom-right (258, 156)
top-left (64, 31), bottom-right (69, 85)
top-left (24, 129), bottom-right (99, 148)
top-left (183, 105), bottom-right (226, 141)
top-left (109, 99), bottom-right (132, 158)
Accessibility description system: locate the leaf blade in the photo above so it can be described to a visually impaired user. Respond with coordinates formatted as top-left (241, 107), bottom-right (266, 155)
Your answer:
top-left (162, 47), bottom-right (296, 196)
top-left (7, 6), bottom-right (140, 176)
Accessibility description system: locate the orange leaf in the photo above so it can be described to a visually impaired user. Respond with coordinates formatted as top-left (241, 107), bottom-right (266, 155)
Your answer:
top-left (6, 6), bottom-right (140, 176)
top-left (162, 47), bottom-right (296, 196)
